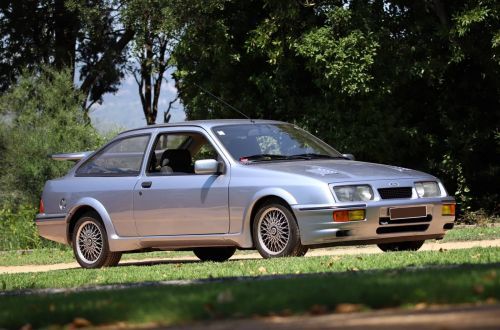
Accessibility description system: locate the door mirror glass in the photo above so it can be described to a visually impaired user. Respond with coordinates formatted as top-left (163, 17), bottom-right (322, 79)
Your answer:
top-left (342, 153), bottom-right (355, 161)
top-left (194, 159), bottom-right (219, 175)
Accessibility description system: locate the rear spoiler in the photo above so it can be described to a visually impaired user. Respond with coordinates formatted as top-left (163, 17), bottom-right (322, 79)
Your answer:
top-left (50, 151), bottom-right (93, 162)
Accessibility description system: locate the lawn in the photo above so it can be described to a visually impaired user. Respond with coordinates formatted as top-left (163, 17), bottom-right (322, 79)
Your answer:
top-left (0, 225), bottom-right (498, 267)
top-left (441, 225), bottom-right (499, 242)
top-left (1, 247), bottom-right (498, 291)
top-left (0, 262), bottom-right (498, 329)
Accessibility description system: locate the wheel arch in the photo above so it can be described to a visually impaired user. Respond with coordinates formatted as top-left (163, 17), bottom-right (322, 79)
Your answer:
top-left (245, 188), bottom-right (298, 247)
top-left (66, 198), bottom-right (117, 245)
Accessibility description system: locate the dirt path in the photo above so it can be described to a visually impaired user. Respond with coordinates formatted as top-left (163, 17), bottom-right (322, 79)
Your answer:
top-left (1, 239), bottom-right (499, 274)
top-left (160, 304), bottom-right (500, 330)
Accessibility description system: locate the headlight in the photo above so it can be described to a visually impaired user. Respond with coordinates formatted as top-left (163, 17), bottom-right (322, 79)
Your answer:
top-left (333, 185), bottom-right (374, 202)
top-left (415, 181), bottom-right (441, 198)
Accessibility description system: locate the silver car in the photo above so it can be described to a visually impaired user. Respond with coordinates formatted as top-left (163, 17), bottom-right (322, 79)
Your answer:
top-left (36, 120), bottom-right (456, 268)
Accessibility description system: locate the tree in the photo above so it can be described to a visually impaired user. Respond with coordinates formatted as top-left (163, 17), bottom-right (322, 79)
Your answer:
top-left (0, 0), bottom-right (134, 112)
top-left (171, 0), bottom-right (500, 212)
top-left (0, 68), bottom-right (103, 205)
top-left (126, 0), bottom-right (177, 124)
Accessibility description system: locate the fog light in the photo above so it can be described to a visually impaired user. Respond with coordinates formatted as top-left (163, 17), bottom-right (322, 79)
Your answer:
top-left (442, 203), bottom-right (456, 216)
top-left (333, 209), bottom-right (366, 222)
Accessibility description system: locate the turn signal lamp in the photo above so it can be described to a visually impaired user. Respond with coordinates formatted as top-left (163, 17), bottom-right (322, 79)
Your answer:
top-left (442, 203), bottom-right (456, 216)
top-left (333, 209), bottom-right (366, 222)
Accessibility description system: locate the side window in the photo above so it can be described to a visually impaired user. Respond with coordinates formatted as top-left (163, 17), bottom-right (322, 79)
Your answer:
top-left (77, 135), bottom-right (150, 176)
top-left (192, 141), bottom-right (218, 162)
top-left (148, 132), bottom-right (220, 175)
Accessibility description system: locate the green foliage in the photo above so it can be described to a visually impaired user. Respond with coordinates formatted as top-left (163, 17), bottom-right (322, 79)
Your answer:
top-left (172, 0), bottom-right (500, 214)
top-left (1, 262), bottom-right (498, 328)
top-left (0, 1), bottom-right (133, 106)
top-left (0, 205), bottom-right (59, 250)
top-left (295, 7), bottom-right (379, 95)
top-left (0, 67), bottom-right (103, 206)
top-left (460, 209), bottom-right (500, 226)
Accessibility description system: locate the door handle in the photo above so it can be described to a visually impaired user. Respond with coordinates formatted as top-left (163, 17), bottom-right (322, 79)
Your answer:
top-left (141, 181), bottom-right (152, 188)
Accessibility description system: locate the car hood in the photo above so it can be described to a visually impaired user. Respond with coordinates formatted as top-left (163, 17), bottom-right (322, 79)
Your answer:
top-left (250, 159), bottom-right (434, 183)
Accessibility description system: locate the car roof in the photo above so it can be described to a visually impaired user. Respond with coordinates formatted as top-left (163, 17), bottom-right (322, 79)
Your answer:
top-left (118, 119), bottom-right (286, 135)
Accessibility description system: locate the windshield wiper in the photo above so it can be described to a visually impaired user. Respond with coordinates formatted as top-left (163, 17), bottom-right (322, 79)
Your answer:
top-left (240, 153), bottom-right (348, 162)
top-left (239, 154), bottom-right (289, 162)
top-left (287, 153), bottom-right (347, 160)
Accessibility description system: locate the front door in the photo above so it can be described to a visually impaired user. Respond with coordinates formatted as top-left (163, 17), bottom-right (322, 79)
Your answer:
top-left (133, 129), bottom-right (230, 236)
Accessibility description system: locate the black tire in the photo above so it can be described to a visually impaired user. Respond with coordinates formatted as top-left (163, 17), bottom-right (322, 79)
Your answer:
top-left (193, 247), bottom-right (236, 262)
top-left (72, 212), bottom-right (122, 269)
top-left (252, 200), bottom-right (308, 258)
top-left (377, 240), bottom-right (425, 252)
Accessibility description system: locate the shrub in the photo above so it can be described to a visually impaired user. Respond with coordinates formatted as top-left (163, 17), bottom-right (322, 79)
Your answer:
top-left (459, 209), bottom-right (500, 227)
top-left (0, 205), bottom-right (63, 250)
top-left (0, 67), bottom-right (103, 206)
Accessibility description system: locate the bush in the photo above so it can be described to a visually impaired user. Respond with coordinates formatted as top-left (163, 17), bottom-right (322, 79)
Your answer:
top-left (0, 68), bottom-right (104, 250)
top-left (0, 67), bottom-right (103, 206)
top-left (0, 205), bottom-right (63, 250)
top-left (459, 209), bottom-right (500, 227)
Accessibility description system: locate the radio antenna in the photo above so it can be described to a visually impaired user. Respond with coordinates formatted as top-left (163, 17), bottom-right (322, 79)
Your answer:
top-left (193, 82), bottom-right (253, 121)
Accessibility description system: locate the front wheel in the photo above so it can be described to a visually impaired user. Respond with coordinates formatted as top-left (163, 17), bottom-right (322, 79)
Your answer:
top-left (72, 212), bottom-right (122, 269)
top-left (253, 201), bottom-right (308, 258)
top-left (377, 240), bottom-right (425, 252)
top-left (193, 247), bottom-right (236, 262)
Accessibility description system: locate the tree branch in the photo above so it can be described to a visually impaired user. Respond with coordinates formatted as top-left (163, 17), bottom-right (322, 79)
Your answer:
top-left (80, 28), bottom-right (135, 105)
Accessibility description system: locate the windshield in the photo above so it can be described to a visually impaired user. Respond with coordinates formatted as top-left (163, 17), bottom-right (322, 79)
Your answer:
top-left (212, 123), bottom-right (343, 162)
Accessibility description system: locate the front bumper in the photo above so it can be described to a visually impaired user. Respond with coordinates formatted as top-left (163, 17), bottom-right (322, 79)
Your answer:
top-left (292, 197), bottom-right (455, 246)
top-left (35, 214), bottom-right (68, 245)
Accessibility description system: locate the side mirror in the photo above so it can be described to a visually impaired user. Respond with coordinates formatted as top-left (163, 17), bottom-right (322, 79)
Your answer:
top-left (342, 153), bottom-right (355, 161)
top-left (194, 159), bottom-right (220, 175)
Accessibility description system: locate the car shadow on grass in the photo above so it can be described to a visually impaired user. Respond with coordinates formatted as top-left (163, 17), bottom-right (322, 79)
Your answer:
top-left (118, 256), bottom-right (261, 268)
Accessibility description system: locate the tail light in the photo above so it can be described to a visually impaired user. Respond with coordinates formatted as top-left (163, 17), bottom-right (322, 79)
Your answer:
top-left (39, 198), bottom-right (45, 214)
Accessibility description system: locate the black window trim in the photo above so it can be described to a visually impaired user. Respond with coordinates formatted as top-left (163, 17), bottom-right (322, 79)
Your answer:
top-left (75, 133), bottom-right (152, 177)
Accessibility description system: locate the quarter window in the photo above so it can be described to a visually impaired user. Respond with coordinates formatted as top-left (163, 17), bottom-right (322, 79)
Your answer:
top-left (77, 135), bottom-right (150, 176)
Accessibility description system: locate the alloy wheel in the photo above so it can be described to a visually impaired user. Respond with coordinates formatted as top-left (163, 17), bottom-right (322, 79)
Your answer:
top-left (76, 220), bottom-right (104, 264)
top-left (257, 207), bottom-right (290, 255)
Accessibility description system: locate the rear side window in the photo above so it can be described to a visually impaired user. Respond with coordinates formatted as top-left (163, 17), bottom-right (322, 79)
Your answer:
top-left (77, 135), bottom-right (150, 176)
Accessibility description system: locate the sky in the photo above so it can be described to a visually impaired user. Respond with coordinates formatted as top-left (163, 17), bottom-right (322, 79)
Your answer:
top-left (88, 71), bottom-right (186, 133)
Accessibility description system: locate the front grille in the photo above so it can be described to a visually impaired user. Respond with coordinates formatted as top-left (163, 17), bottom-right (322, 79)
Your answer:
top-left (376, 224), bottom-right (429, 234)
top-left (378, 187), bottom-right (412, 199)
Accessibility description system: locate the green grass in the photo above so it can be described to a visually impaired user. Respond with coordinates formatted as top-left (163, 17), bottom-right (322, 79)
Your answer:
top-left (442, 225), bottom-right (499, 242)
top-left (1, 225), bottom-right (498, 267)
top-left (0, 247), bottom-right (498, 291)
top-left (0, 248), bottom-right (195, 267)
top-left (1, 263), bottom-right (498, 329)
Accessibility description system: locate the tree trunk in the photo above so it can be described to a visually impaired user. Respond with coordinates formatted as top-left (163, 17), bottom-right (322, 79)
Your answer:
top-left (53, 0), bottom-right (78, 75)
top-left (80, 28), bottom-right (135, 107)
top-left (152, 40), bottom-right (168, 125)
top-left (144, 35), bottom-right (154, 124)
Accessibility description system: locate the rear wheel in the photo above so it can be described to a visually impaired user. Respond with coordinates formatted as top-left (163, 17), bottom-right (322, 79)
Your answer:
top-left (193, 247), bottom-right (236, 262)
top-left (253, 201), bottom-right (308, 258)
top-left (72, 212), bottom-right (122, 268)
top-left (377, 240), bottom-right (425, 252)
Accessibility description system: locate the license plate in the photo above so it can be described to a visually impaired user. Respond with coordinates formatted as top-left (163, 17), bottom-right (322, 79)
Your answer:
top-left (389, 206), bottom-right (427, 220)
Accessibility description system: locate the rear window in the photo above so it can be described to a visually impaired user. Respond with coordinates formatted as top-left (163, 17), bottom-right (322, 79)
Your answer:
top-left (76, 135), bottom-right (150, 176)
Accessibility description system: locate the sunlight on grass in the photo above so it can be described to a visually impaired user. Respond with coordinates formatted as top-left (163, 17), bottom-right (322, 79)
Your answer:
top-left (1, 247), bottom-right (498, 291)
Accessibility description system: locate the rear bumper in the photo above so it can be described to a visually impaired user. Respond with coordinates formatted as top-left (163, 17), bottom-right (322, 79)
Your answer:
top-left (293, 197), bottom-right (455, 246)
top-left (35, 214), bottom-right (68, 245)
